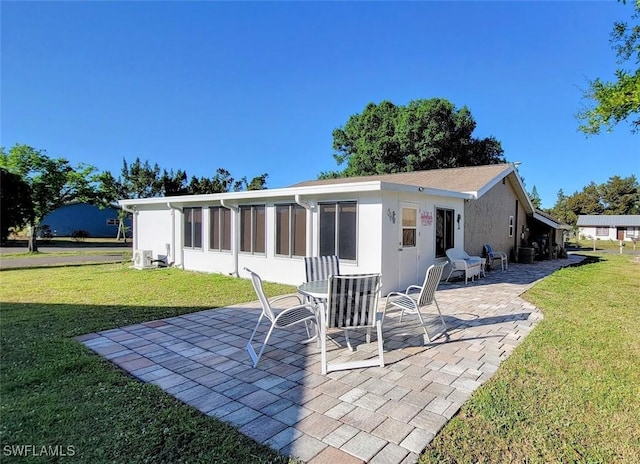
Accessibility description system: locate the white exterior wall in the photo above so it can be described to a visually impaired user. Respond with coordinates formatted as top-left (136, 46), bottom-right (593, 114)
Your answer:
top-left (579, 226), bottom-right (622, 241)
top-left (132, 206), bottom-right (176, 264)
top-left (380, 191), bottom-right (464, 292)
top-left (127, 189), bottom-right (465, 292)
top-left (133, 193), bottom-right (386, 287)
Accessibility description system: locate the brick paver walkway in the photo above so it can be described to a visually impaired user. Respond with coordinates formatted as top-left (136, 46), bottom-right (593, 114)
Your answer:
top-left (78, 255), bottom-right (585, 463)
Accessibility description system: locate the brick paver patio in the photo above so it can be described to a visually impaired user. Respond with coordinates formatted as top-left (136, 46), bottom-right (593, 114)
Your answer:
top-left (78, 255), bottom-right (585, 463)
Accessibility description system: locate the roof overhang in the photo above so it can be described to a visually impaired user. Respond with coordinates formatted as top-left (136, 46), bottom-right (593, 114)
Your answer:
top-left (532, 211), bottom-right (571, 230)
top-left (118, 180), bottom-right (472, 208)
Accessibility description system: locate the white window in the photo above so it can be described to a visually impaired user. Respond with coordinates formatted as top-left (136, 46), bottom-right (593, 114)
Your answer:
top-left (596, 227), bottom-right (608, 237)
top-left (319, 201), bottom-right (357, 261)
top-left (625, 227), bottom-right (639, 239)
top-left (209, 206), bottom-right (231, 251)
top-left (184, 207), bottom-right (203, 249)
top-left (402, 207), bottom-right (417, 247)
top-left (508, 216), bottom-right (514, 237)
top-left (240, 205), bottom-right (265, 254)
top-left (275, 204), bottom-right (306, 257)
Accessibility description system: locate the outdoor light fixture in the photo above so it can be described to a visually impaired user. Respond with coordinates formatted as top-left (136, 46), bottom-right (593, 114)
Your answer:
top-left (457, 214), bottom-right (461, 229)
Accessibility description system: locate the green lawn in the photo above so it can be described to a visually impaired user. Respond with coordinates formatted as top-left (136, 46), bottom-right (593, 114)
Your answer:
top-left (421, 253), bottom-right (640, 463)
top-left (0, 263), bottom-right (296, 463)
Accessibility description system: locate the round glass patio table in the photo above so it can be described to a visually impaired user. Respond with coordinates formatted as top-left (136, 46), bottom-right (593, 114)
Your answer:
top-left (297, 279), bottom-right (329, 301)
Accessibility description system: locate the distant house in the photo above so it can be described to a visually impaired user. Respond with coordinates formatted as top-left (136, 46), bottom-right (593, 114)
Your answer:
top-left (40, 202), bottom-right (131, 238)
top-left (577, 215), bottom-right (640, 242)
top-left (119, 164), bottom-right (567, 293)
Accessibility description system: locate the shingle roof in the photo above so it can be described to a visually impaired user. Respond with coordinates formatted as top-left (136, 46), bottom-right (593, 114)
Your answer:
top-left (577, 215), bottom-right (640, 227)
top-left (290, 164), bottom-right (513, 194)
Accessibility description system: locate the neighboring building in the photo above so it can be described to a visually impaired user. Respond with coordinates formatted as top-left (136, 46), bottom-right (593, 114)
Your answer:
top-left (40, 202), bottom-right (131, 238)
top-left (119, 164), bottom-right (566, 293)
top-left (577, 215), bottom-right (640, 242)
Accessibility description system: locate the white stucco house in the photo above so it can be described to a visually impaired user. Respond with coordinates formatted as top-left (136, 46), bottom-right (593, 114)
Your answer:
top-left (119, 164), bottom-right (565, 294)
top-left (577, 215), bottom-right (640, 242)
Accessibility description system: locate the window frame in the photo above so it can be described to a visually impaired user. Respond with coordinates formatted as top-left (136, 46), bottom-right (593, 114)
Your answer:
top-left (275, 203), bottom-right (307, 258)
top-left (239, 205), bottom-right (266, 255)
top-left (596, 227), bottom-right (609, 237)
top-left (508, 215), bottom-right (514, 238)
top-left (209, 206), bottom-right (231, 252)
top-left (318, 201), bottom-right (357, 261)
top-left (401, 206), bottom-right (417, 248)
top-left (184, 206), bottom-right (203, 249)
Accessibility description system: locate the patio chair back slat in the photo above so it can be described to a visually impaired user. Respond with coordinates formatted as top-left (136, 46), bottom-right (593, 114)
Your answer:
top-left (305, 255), bottom-right (340, 282)
top-left (327, 273), bottom-right (380, 329)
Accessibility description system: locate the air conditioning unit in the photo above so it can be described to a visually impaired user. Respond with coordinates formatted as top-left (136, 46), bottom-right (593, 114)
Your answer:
top-left (133, 250), bottom-right (153, 269)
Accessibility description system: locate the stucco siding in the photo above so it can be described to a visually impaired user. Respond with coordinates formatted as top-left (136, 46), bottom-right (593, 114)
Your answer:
top-left (464, 177), bottom-right (522, 257)
top-left (133, 207), bottom-right (175, 263)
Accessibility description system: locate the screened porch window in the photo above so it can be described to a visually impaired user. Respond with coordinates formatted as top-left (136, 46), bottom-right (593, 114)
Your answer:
top-left (240, 205), bottom-right (265, 254)
top-left (319, 201), bottom-right (357, 261)
top-left (209, 206), bottom-right (231, 251)
top-left (275, 204), bottom-right (306, 257)
top-left (184, 207), bottom-right (202, 249)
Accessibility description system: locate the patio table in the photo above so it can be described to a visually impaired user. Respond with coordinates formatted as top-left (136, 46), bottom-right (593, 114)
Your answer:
top-left (297, 279), bottom-right (329, 302)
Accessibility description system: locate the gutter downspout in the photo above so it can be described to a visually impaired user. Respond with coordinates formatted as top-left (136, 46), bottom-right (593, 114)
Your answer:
top-left (121, 204), bottom-right (138, 256)
top-left (167, 202), bottom-right (184, 269)
top-left (221, 199), bottom-right (240, 277)
top-left (295, 194), bottom-right (314, 256)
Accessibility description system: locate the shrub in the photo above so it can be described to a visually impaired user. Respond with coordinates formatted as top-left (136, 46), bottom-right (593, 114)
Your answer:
top-left (71, 229), bottom-right (89, 241)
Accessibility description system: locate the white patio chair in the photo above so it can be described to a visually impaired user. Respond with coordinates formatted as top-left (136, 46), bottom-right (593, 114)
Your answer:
top-left (384, 262), bottom-right (447, 342)
top-left (304, 255), bottom-right (340, 282)
top-left (445, 248), bottom-right (482, 284)
top-left (321, 274), bottom-right (384, 374)
top-left (484, 244), bottom-right (508, 271)
top-left (244, 268), bottom-right (317, 367)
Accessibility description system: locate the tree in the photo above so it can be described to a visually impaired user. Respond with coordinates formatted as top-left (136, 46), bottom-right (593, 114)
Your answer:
top-left (600, 174), bottom-right (640, 214)
top-left (0, 144), bottom-right (103, 252)
top-left (550, 175), bottom-right (640, 226)
top-left (577, 1), bottom-right (640, 134)
top-left (529, 185), bottom-right (542, 209)
top-left (323, 98), bottom-right (505, 178)
top-left (121, 157), bottom-right (164, 198)
top-left (0, 167), bottom-right (33, 243)
top-left (186, 169), bottom-right (268, 194)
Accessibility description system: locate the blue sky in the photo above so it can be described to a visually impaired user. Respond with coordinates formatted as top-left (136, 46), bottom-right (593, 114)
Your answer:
top-left (2, 1), bottom-right (637, 209)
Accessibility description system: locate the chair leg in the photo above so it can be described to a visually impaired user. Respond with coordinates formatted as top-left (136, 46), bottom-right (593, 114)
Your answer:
top-left (344, 329), bottom-right (355, 351)
top-left (376, 320), bottom-right (384, 367)
top-left (446, 269), bottom-right (454, 282)
top-left (434, 298), bottom-right (447, 336)
top-left (245, 313), bottom-right (265, 366)
top-left (251, 324), bottom-right (276, 368)
top-left (320, 316), bottom-right (328, 375)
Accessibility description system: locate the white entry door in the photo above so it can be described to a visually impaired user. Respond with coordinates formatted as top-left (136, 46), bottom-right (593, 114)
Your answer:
top-left (398, 203), bottom-right (419, 290)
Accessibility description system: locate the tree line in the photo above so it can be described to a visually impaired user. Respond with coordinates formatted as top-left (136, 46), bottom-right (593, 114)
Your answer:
top-left (0, 144), bottom-right (267, 250)
top-left (545, 176), bottom-right (640, 227)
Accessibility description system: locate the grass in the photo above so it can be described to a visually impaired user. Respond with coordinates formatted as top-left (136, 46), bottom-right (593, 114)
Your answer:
top-left (421, 253), bottom-right (640, 463)
top-left (0, 263), bottom-right (296, 463)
